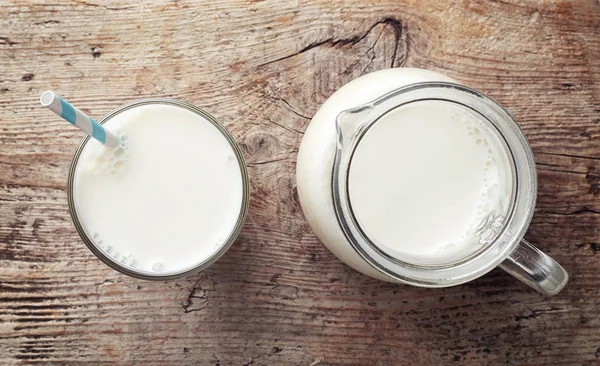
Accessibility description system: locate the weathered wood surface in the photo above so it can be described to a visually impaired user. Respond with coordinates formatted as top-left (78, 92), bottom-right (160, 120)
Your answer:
top-left (1, 0), bottom-right (599, 364)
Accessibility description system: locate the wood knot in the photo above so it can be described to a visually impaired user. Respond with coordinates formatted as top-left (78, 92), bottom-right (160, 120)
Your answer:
top-left (586, 167), bottom-right (600, 196)
top-left (240, 132), bottom-right (276, 159)
top-left (21, 73), bottom-right (34, 81)
top-left (91, 46), bottom-right (103, 58)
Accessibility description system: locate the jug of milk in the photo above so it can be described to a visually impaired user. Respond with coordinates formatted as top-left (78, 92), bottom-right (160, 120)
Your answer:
top-left (296, 68), bottom-right (568, 295)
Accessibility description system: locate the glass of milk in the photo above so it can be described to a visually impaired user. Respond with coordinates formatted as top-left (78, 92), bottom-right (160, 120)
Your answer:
top-left (67, 99), bottom-right (249, 279)
top-left (296, 68), bottom-right (568, 295)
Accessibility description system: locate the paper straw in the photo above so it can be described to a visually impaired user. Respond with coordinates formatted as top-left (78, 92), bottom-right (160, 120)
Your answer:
top-left (40, 91), bottom-right (121, 148)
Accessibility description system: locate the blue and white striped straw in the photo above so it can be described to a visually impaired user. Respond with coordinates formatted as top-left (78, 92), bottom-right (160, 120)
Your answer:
top-left (40, 91), bottom-right (121, 148)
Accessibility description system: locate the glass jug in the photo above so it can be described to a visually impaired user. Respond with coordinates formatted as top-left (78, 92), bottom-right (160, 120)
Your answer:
top-left (296, 68), bottom-right (568, 295)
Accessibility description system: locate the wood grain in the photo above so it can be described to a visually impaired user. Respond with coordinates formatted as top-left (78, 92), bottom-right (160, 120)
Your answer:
top-left (1, 0), bottom-right (599, 364)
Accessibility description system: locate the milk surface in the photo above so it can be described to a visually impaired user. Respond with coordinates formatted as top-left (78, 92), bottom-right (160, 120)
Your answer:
top-left (348, 100), bottom-right (513, 265)
top-left (74, 104), bottom-right (244, 276)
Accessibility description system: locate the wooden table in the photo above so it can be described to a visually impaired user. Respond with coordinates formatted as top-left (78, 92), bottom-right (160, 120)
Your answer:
top-left (1, 0), bottom-right (599, 364)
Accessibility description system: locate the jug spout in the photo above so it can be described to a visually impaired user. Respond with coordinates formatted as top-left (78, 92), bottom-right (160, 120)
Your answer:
top-left (334, 105), bottom-right (374, 149)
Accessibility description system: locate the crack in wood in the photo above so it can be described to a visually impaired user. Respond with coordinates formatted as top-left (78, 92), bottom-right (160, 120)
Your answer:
top-left (536, 162), bottom-right (561, 168)
top-left (514, 306), bottom-right (562, 321)
top-left (182, 275), bottom-right (214, 313)
top-left (0, 36), bottom-right (18, 46)
top-left (14, 354), bottom-right (50, 360)
top-left (258, 17), bottom-right (405, 68)
top-left (537, 167), bottom-right (586, 175)
top-left (538, 151), bottom-right (600, 161)
top-left (247, 156), bottom-right (292, 166)
top-left (7, 304), bottom-right (69, 311)
top-left (264, 116), bottom-right (305, 135)
top-left (279, 97), bottom-right (311, 121)
top-left (94, 279), bottom-right (114, 287)
top-left (0, 283), bottom-right (48, 293)
top-left (341, 25), bottom-right (386, 77)
top-left (72, 0), bottom-right (136, 10)
top-left (542, 208), bottom-right (600, 216)
top-left (18, 345), bottom-right (55, 355)
top-left (259, 95), bottom-right (309, 134)
top-left (33, 20), bottom-right (61, 25)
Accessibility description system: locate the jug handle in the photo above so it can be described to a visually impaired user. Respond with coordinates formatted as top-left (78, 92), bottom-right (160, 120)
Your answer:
top-left (498, 239), bottom-right (568, 296)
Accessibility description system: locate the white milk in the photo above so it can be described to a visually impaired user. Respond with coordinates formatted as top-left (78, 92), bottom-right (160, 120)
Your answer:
top-left (348, 100), bottom-right (512, 265)
top-left (73, 104), bottom-right (244, 276)
top-left (296, 68), bottom-right (513, 279)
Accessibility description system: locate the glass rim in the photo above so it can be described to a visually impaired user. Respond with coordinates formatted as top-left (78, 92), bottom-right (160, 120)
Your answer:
top-left (332, 82), bottom-right (537, 287)
top-left (67, 98), bottom-right (250, 280)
